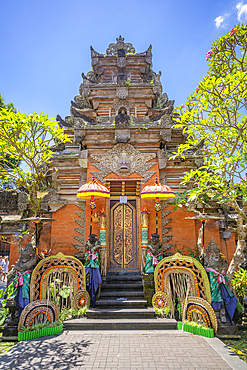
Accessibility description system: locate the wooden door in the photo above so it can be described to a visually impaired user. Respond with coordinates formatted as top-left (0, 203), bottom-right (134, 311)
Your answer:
top-left (110, 200), bottom-right (137, 270)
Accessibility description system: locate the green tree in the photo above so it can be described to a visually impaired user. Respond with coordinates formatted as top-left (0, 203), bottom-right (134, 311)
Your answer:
top-left (0, 108), bottom-right (70, 215)
top-left (0, 94), bottom-right (18, 175)
top-left (0, 94), bottom-right (16, 113)
top-left (172, 24), bottom-right (247, 282)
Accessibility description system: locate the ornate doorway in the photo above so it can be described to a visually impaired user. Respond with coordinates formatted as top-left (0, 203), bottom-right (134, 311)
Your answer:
top-left (109, 200), bottom-right (138, 270)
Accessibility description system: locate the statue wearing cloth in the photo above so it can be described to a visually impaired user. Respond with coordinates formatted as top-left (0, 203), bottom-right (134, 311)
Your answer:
top-left (84, 234), bottom-right (102, 308)
top-left (143, 233), bottom-right (164, 274)
top-left (204, 238), bottom-right (238, 324)
top-left (10, 243), bottom-right (36, 318)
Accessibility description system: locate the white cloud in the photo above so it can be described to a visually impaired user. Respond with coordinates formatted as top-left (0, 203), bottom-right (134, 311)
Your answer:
top-left (215, 15), bottom-right (225, 27)
top-left (236, 2), bottom-right (247, 21)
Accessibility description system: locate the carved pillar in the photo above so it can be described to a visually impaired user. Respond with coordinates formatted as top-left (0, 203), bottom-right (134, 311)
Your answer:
top-left (99, 208), bottom-right (107, 276)
top-left (141, 207), bottom-right (149, 271)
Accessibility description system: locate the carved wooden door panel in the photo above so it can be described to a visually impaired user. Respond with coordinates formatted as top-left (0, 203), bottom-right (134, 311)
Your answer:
top-left (110, 200), bottom-right (137, 270)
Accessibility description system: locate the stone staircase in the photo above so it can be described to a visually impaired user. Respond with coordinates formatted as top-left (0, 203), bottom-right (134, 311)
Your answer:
top-left (64, 271), bottom-right (177, 330)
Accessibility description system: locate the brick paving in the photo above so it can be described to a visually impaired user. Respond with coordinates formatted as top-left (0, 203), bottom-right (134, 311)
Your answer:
top-left (0, 330), bottom-right (246, 370)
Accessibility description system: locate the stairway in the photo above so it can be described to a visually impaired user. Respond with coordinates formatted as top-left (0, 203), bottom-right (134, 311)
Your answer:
top-left (64, 271), bottom-right (177, 330)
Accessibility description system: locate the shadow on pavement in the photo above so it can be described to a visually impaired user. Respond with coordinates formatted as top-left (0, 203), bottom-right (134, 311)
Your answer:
top-left (0, 333), bottom-right (91, 370)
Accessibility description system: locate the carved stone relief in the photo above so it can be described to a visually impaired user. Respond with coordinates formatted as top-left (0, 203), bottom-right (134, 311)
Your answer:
top-left (161, 201), bottom-right (173, 251)
top-left (73, 201), bottom-right (86, 252)
top-left (91, 143), bottom-right (156, 183)
top-left (78, 150), bottom-right (88, 169)
top-left (116, 87), bottom-right (128, 100)
top-left (112, 100), bottom-right (133, 115)
top-left (18, 192), bottom-right (28, 213)
top-left (0, 190), bottom-right (18, 213)
top-left (158, 149), bottom-right (168, 169)
top-left (74, 129), bottom-right (86, 143)
top-left (79, 172), bottom-right (87, 187)
top-left (41, 189), bottom-right (67, 213)
top-left (160, 171), bottom-right (167, 185)
top-left (160, 129), bottom-right (171, 142)
top-left (115, 129), bottom-right (130, 143)
top-left (106, 36), bottom-right (135, 56)
top-left (117, 57), bottom-right (127, 68)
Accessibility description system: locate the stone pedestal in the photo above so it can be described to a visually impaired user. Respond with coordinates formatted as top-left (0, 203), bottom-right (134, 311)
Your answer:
top-left (142, 273), bottom-right (155, 307)
top-left (214, 309), bottom-right (239, 338)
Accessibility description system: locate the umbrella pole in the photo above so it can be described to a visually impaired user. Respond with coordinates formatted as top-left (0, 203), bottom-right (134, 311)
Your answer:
top-left (90, 208), bottom-right (93, 235)
top-left (156, 212), bottom-right (158, 234)
top-left (202, 220), bottom-right (205, 254)
top-left (35, 223), bottom-right (38, 256)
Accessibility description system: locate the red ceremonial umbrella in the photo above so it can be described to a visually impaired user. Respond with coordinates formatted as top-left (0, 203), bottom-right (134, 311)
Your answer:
top-left (141, 177), bottom-right (175, 233)
top-left (77, 176), bottom-right (110, 234)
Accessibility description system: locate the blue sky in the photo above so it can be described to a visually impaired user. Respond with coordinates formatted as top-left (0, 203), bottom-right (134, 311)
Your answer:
top-left (1, 0), bottom-right (246, 119)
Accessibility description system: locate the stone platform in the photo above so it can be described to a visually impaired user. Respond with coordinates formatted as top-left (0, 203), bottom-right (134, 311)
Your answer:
top-left (64, 317), bottom-right (177, 330)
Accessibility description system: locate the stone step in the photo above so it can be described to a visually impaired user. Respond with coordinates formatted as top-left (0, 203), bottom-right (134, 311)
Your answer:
top-left (101, 283), bottom-right (143, 290)
top-left (103, 275), bottom-right (143, 283)
top-left (106, 271), bottom-right (141, 276)
top-left (100, 291), bottom-right (144, 298)
top-left (97, 299), bottom-right (147, 308)
top-left (86, 308), bottom-right (155, 319)
top-left (64, 318), bottom-right (177, 330)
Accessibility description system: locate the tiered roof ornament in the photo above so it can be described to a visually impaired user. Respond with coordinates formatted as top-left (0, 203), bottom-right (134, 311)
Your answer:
top-left (105, 36), bottom-right (136, 56)
top-left (56, 36), bottom-right (175, 144)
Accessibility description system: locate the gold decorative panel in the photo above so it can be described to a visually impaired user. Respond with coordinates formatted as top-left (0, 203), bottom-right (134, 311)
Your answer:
top-left (110, 201), bottom-right (137, 270)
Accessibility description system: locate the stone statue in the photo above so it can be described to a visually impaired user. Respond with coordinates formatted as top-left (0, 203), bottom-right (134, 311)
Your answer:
top-left (143, 233), bottom-right (163, 274)
top-left (204, 238), bottom-right (237, 324)
top-left (8, 242), bottom-right (36, 319)
top-left (84, 234), bottom-right (101, 308)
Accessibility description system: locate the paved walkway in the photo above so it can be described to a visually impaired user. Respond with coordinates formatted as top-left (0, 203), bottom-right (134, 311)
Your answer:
top-left (0, 330), bottom-right (246, 370)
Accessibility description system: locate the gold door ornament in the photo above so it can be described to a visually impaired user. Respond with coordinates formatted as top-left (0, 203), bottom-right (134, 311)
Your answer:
top-left (110, 201), bottom-right (137, 269)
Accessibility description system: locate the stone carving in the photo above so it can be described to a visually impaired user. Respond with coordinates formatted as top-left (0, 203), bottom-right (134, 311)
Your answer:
top-left (158, 149), bottom-right (168, 169)
top-left (41, 189), bottom-right (67, 213)
top-left (14, 242), bottom-right (36, 273)
top-left (74, 95), bottom-right (90, 109)
top-left (204, 238), bottom-right (237, 325)
top-left (79, 172), bottom-right (87, 187)
top-left (71, 104), bottom-right (95, 123)
top-left (160, 171), bottom-right (167, 185)
top-left (143, 69), bottom-right (156, 83)
top-left (117, 57), bottom-right (126, 68)
top-left (153, 85), bottom-right (162, 95)
top-left (160, 129), bottom-right (171, 142)
top-left (145, 45), bottom-right (152, 65)
top-left (74, 128), bottom-right (86, 143)
top-left (115, 129), bottom-right (130, 143)
top-left (74, 201), bottom-right (86, 252)
top-left (106, 36), bottom-right (135, 56)
top-left (156, 93), bottom-right (168, 109)
top-left (82, 71), bottom-right (99, 84)
top-left (112, 100), bottom-right (133, 115)
top-left (116, 87), bottom-right (128, 100)
top-left (0, 190), bottom-right (18, 213)
top-left (90, 46), bottom-right (99, 66)
top-left (79, 85), bottom-right (91, 98)
top-left (143, 233), bottom-right (164, 274)
top-left (161, 201), bottom-right (173, 251)
top-left (18, 192), bottom-right (28, 213)
top-left (91, 143), bottom-right (156, 183)
top-left (204, 238), bottom-right (227, 274)
top-left (115, 112), bottom-right (130, 128)
top-left (56, 115), bottom-right (72, 128)
top-left (195, 156), bottom-right (204, 168)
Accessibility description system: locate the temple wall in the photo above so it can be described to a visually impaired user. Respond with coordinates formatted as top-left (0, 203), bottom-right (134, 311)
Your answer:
top-left (51, 204), bottom-right (84, 256)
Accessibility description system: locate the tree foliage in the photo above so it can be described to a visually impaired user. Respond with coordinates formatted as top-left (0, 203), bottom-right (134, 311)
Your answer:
top-left (172, 24), bottom-right (247, 281)
top-left (0, 108), bottom-right (70, 215)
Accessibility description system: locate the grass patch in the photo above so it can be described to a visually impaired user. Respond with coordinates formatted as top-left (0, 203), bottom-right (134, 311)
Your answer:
top-left (222, 328), bottom-right (247, 363)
